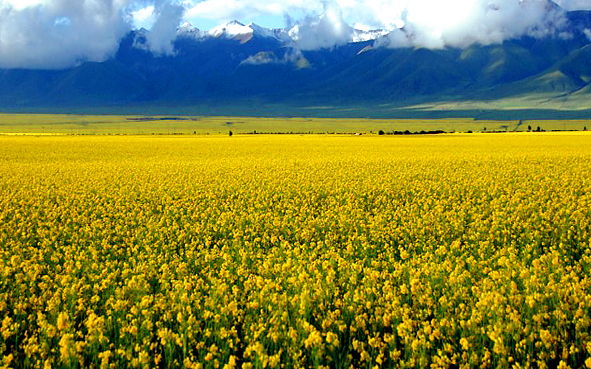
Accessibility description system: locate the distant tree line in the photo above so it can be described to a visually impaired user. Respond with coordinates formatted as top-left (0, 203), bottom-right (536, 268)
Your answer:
top-left (378, 130), bottom-right (446, 135)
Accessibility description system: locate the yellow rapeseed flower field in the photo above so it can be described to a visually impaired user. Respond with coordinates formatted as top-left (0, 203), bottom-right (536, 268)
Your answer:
top-left (0, 133), bottom-right (590, 368)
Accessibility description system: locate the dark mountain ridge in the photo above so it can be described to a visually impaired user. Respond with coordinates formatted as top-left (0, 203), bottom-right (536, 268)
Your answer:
top-left (2, 10), bottom-right (591, 116)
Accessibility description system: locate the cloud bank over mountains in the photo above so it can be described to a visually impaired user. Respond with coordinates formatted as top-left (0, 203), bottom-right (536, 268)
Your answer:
top-left (0, 0), bottom-right (132, 69)
top-left (0, 0), bottom-right (587, 69)
top-left (375, 0), bottom-right (567, 49)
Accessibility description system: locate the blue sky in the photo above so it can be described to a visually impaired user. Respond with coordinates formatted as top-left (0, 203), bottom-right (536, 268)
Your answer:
top-left (131, 3), bottom-right (310, 31)
top-left (189, 15), bottom-right (285, 30)
top-left (180, 3), bottom-right (312, 31)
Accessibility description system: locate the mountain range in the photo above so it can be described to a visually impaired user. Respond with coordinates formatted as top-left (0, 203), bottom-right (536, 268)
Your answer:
top-left (2, 7), bottom-right (591, 118)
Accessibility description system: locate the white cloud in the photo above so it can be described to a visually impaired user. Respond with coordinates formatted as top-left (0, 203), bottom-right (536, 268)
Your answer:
top-left (185, 0), bottom-right (321, 21)
top-left (291, 0), bottom-right (353, 50)
top-left (370, 0), bottom-right (568, 49)
top-left (143, 0), bottom-right (185, 55)
top-left (131, 5), bottom-right (156, 29)
top-left (0, 0), bottom-right (132, 69)
top-left (0, 0), bottom-right (189, 68)
top-left (1, 0), bottom-right (44, 10)
top-left (555, 0), bottom-right (591, 10)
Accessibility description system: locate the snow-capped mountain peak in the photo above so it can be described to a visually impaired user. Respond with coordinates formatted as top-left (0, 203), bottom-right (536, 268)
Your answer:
top-left (174, 20), bottom-right (386, 46)
top-left (209, 20), bottom-right (253, 38)
top-left (177, 22), bottom-right (205, 39)
top-left (248, 23), bottom-right (292, 43)
top-left (247, 23), bottom-right (272, 37)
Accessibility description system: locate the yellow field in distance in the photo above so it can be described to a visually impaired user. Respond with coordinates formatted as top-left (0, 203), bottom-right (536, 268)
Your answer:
top-left (0, 113), bottom-right (589, 135)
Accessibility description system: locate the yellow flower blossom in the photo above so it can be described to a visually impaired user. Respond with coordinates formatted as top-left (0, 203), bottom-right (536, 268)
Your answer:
top-left (460, 337), bottom-right (470, 351)
top-left (1, 134), bottom-right (591, 368)
top-left (56, 312), bottom-right (69, 331)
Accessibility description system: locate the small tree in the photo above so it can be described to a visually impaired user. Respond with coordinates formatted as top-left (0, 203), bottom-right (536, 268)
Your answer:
top-left (528, 125), bottom-right (532, 131)
top-left (229, 130), bottom-right (233, 137)
top-left (378, 130), bottom-right (385, 136)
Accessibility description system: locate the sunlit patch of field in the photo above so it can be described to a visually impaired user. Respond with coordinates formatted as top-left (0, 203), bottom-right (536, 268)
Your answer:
top-left (1, 113), bottom-right (588, 135)
top-left (1, 134), bottom-right (591, 368)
